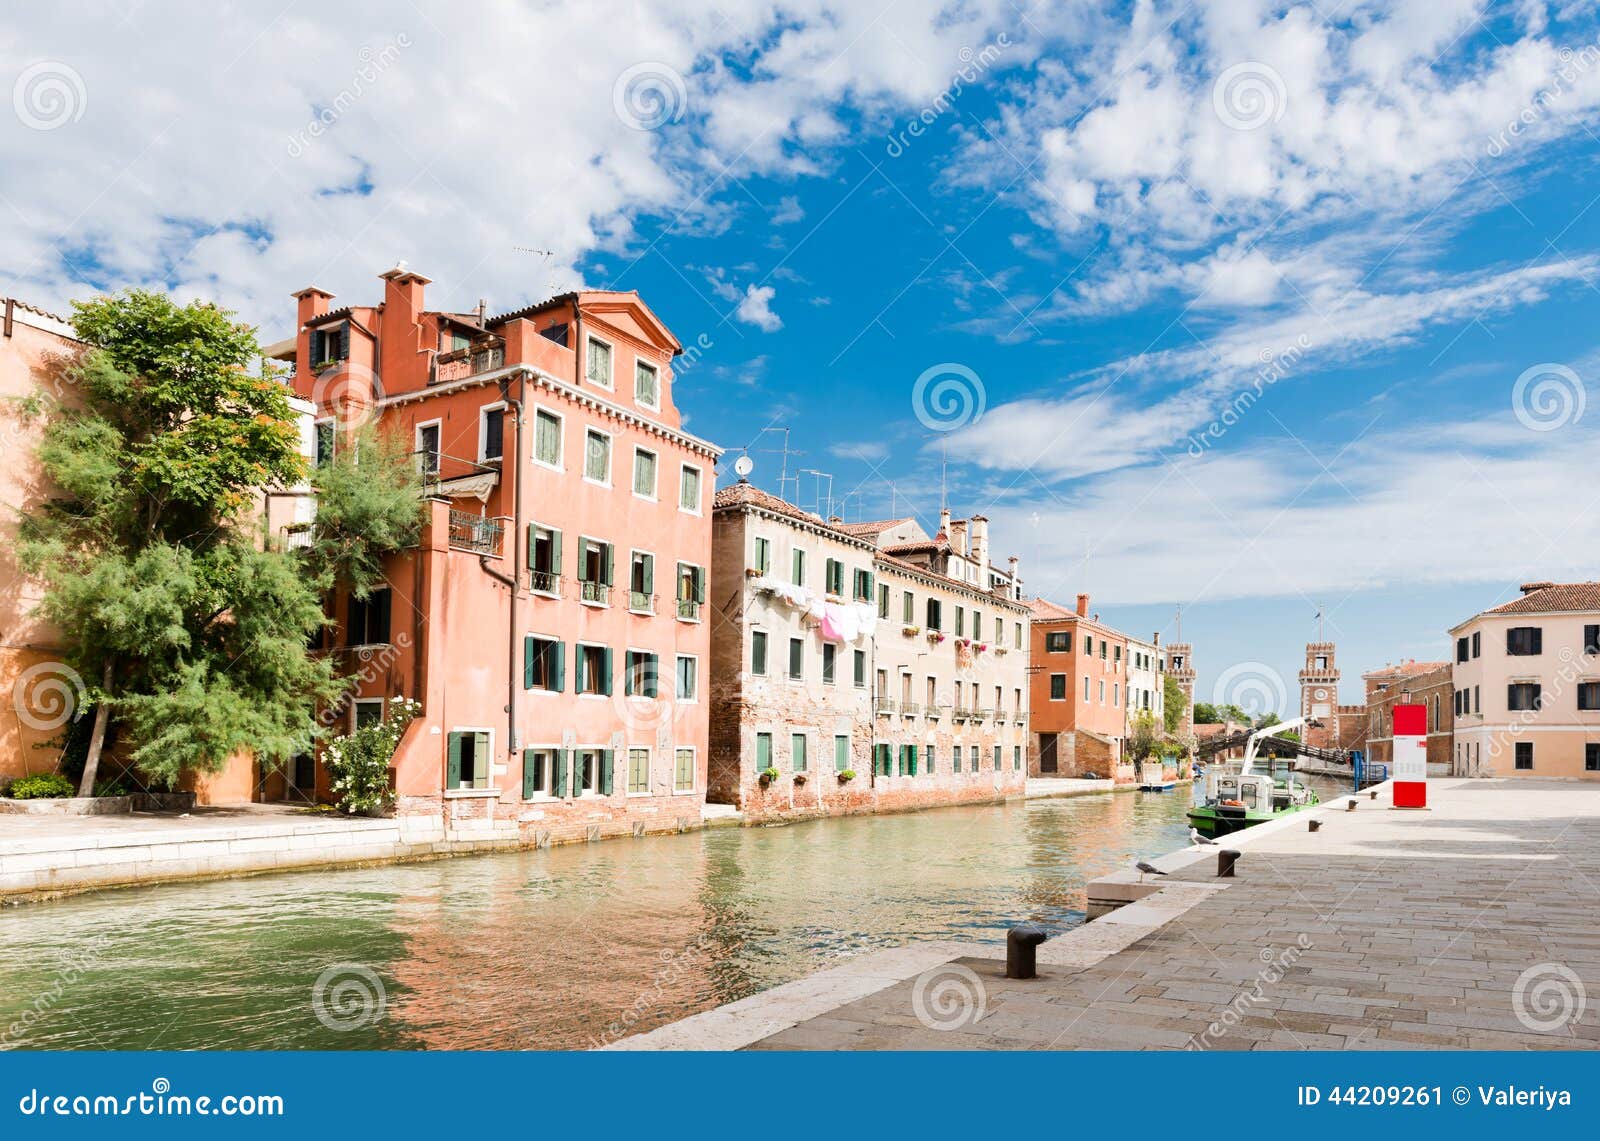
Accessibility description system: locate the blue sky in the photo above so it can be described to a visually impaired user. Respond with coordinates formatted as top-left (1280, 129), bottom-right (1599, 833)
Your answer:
top-left (6, 1), bottom-right (1600, 710)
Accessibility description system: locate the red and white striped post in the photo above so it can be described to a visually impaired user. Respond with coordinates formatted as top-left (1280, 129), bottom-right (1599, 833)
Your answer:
top-left (1392, 702), bottom-right (1428, 809)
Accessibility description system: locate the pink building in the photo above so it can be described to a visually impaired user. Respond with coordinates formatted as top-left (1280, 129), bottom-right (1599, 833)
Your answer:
top-left (1449, 581), bottom-right (1600, 780)
top-left (282, 268), bottom-right (721, 839)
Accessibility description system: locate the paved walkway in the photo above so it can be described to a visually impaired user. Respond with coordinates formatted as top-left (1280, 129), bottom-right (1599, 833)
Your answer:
top-left (615, 780), bottom-right (1600, 1051)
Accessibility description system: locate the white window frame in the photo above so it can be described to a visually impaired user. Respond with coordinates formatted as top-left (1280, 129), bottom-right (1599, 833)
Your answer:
top-left (352, 696), bottom-right (385, 731)
top-left (583, 426), bottom-right (613, 488)
top-left (478, 400), bottom-right (507, 465)
top-left (634, 358), bottom-right (660, 410)
top-left (527, 522), bottom-right (562, 598)
top-left (678, 462), bottom-right (703, 515)
top-left (632, 445), bottom-right (659, 502)
top-left (574, 745), bottom-right (603, 796)
top-left (627, 548), bottom-right (656, 614)
top-left (531, 405), bottom-right (564, 472)
top-left (675, 653), bottom-right (699, 703)
top-left (676, 561), bottom-right (705, 624)
top-left (1049, 674), bottom-right (1066, 702)
top-left (584, 333), bottom-right (615, 390)
top-left (414, 419), bottom-right (442, 476)
top-left (672, 745), bottom-right (697, 795)
top-left (446, 726), bottom-right (498, 797)
top-left (525, 632), bottom-right (562, 696)
top-left (522, 744), bottom-right (559, 800)
top-left (626, 745), bottom-right (653, 798)
top-left (576, 641), bottom-right (609, 699)
top-left (314, 417), bottom-right (336, 465)
top-left (624, 645), bottom-right (659, 698)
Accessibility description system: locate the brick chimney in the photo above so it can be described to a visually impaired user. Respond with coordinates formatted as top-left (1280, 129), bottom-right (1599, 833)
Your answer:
top-left (969, 514), bottom-right (990, 581)
top-left (1076, 592), bottom-right (1089, 617)
top-left (1520, 581), bottom-right (1555, 595)
top-left (938, 507), bottom-right (951, 538)
top-left (949, 518), bottom-right (968, 557)
top-left (292, 286), bottom-right (334, 379)
top-left (379, 263), bottom-right (430, 388)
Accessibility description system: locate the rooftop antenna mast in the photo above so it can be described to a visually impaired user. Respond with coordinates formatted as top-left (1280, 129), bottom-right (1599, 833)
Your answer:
top-left (800, 469), bottom-right (833, 517)
top-left (754, 427), bottom-right (804, 503)
top-left (512, 246), bottom-right (559, 298)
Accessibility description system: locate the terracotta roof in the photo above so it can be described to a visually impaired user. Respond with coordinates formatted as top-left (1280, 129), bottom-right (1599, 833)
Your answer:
top-left (881, 538), bottom-right (946, 555)
top-left (1028, 597), bottom-right (1075, 620)
top-left (3, 297), bottom-right (71, 324)
top-left (835, 517), bottom-right (912, 538)
top-left (712, 480), bottom-right (828, 525)
top-left (1363, 660), bottom-right (1450, 680)
top-left (1483, 582), bottom-right (1600, 616)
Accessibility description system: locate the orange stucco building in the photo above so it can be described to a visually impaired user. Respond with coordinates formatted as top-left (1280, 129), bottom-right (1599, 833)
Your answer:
top-left (283, 268), bottom-right (721, 839)
top-left (1028, 593), bottom-right (1131, 776)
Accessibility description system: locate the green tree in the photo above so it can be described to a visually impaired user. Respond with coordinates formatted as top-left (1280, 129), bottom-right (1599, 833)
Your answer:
top-left (304, 426), bottom-right (422, 599)
top-left (1164, 676), bottom-right (1190, 733)
top-left (20, 290), bottom-right (350, 793)
top-left (1127, 709), bottom-right (1164, 777)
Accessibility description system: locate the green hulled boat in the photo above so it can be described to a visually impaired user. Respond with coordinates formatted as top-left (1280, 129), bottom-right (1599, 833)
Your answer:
top-left (1187, 719), bottom-right (1321, 837)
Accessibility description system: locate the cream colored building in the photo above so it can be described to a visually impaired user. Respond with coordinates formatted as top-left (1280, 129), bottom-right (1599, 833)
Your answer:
top-left (1125, 633), bottom-right (1165, 728)
top-left (1449, 581), bottom-right (1600, 780)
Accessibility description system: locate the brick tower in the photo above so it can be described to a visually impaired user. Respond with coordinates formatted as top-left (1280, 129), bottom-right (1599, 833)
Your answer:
top-left (1167, 642), bottom-right (1195, 738)
top-left (1299, 641), bottom-right (1340, 749)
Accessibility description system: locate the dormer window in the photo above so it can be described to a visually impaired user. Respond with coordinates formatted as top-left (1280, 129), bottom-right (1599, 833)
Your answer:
top-left (635, 360), bottom-right (659, 408)
top-left (309, 324), bottom-right (347, 368)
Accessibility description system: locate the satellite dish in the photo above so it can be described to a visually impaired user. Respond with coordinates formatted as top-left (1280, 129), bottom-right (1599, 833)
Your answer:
top-left (733, 455), bottom-right (754, 478)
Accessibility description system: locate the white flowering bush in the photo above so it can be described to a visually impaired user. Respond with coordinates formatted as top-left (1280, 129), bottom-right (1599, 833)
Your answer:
top-left (324, 698), bottom-right (420, 816)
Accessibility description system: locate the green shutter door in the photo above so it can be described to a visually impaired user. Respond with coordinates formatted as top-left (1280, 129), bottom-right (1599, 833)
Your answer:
top-left (908, 744), bottom-right (918, 776)
top-left (447, 732), bottom-right (463, 789)
top-left (600, 750), bottom-right (614, 796)
top-left (522, 749), bottom-right (539, 799)
top-left (554, 749), bottom-right (569, 797)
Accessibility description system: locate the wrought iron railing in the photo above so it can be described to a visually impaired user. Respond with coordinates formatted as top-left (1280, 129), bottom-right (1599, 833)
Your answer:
top-left (873, 697), bottom-right (896, 716)
top-left (579, 580), bottom-right (611, 605)
top-left (447, 510), bottom-right (503, 556)
top-left (676, 598), bottom-right (701, 620)
top-left (530, 570), bottom-right (561, 595)
top-left (628, 591), bottom-right (655, 613)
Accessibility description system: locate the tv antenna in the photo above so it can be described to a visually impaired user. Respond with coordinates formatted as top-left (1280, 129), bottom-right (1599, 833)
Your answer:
top-left (800, 468), bottom-right (834, 517)
top-left (753, 427), bottom-right (805, 503)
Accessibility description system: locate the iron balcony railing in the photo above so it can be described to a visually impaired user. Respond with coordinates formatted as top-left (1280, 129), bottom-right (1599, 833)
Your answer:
top-left (628, 591), bottom-right (656, 613)
top-left (530, 570), bottom-right (561, 595)
top-left (676, 598), bottom-right (701, 620)
top-left (447, 510), bottom-right (504, 557)
top-left (900, 702), bottom-right (920, 717)
top-left (873, 697), bottom-right (896, 716)
top-left (927, 704), bottom-right (949, 719)
top-left (975, 707), bottom-right (994, 721)
top-left (579, 580), bottom-right (611, 605)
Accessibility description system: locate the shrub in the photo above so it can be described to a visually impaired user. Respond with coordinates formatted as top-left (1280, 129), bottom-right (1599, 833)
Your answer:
top-left (323, 698), bottom-right (420, 816)
top-left (837, 769), bottom-right (856, 782)
top-left (757, 767), bottom-right (779, 786)
top-left (9, 772), bottom-right (76, 799)
top-left (93, 776), bottom-right (132, 798)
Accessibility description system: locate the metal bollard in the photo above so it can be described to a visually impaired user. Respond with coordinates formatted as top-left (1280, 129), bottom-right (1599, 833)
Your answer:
top-left (1370, 789), bottom-right (1378, 800)
top-left (1006, 925), bottom-right (1049, 979)
top-left (1308, 819), bottom-right (1321, 832)
top-left (1217, 849), bottom-right (1240, 877)
top-left (1346, 798), bottom-right (1358, 812)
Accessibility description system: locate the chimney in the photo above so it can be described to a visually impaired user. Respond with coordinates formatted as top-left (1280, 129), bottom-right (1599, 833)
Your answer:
top-left (949, 518), bottom-right (968, 557)
top-left (1076, 592), bottom-right (1089, 617)
top-left (380, 263), bottom-right (429, 327)
top-left (1520, 581), bottom-right (1555, 595)
top-left (291, 286), bottom-right (334, 380)
top-left (1008, 554), bottom-right (1020, 599)
top-left (970, 515), bottom-right (990, 580)
top-left (938, 507), bottom-right (952, 537)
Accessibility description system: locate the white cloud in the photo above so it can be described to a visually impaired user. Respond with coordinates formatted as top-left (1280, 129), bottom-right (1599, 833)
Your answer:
top-left (992, 410), bottom-right (1600, 608)
top-left (735, 283), bottom-right (783, 331)
top-left (771, 195), bottom-right (805, 224)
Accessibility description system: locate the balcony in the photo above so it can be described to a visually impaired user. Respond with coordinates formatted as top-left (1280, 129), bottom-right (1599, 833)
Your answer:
top-left (530, 570), bottom-right (561, 596)
top-left (927, 704), bottom-right (949, 720)
top-left (951, 706), bottom-right (969, 722)
top-left (975, 707), bottom-right (994, 721)
top-left (628, 591), bottom-right (656, 614)
top-left (447, 510), bottom-right (503, 557)
top-left (900, 702), bottom-right (920, 717)
top-left (579, 580), bottom-right (611, 606)
top-left (420, 450), bottom-right (501, 501)
top-left (434, 342), bottom-right (506, 384)
top-left (873, 697), bottom-right (896, 716)
top-left (281, 523), bottom-right (316, 551)
top-left (676, 598), bottom-right (701, 621)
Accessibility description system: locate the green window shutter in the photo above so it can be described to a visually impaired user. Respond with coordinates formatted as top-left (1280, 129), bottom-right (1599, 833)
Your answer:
top-left (646, 653), bottom-right (659, 697)
top-left (550, 529), bottom-right (562, 575)
top-left (552, 641), bottom-right (566, 692)
top-left (554, 749), bottom-right (568, 797)
top-left (907, 744), bottom-right (917, 776)
top-left (447, 732), bottom-right (463, 789)
top-left (694, 566), bottom-right (706, 603)
top-left (625, 653), bottom-right (635, 697)
top-left (474, 732), bottom-right (490, 788)
top-left (864, 571), bottom-right (874, 600)
top-left (642, 554), bottom-right (654, 595)
top-left (601, 647), bottom-right (614, 696)
top-left (526, 524), bottom-right (537, 568)
top-left (574, 644), bottom-right (588, 694)
top-left (602, 543), bottom-right (614, 586)
top-left (577, 536), bottom-right (591, 580)
top-left (600, 750), bottom-right (615, 796)
top-left (524, 636), bottom-right (535, 689)
top-left (522, 749), bottom-right (539, 799)
top-left (835, 736), bottom-right (849, 771)
top-left (926, 746), bottom-right (935, 774)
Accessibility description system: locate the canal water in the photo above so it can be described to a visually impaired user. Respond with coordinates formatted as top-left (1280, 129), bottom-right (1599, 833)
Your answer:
top-left (0, 780), bottom-right (1345, 1050)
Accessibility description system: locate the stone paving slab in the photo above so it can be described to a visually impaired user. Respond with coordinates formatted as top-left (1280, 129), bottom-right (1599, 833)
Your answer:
top-left (635, 779), bottom-right (1600, 1051)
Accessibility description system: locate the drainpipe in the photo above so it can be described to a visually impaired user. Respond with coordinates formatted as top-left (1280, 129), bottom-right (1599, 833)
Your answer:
top-left (478, 369), bottom-right (527, 760)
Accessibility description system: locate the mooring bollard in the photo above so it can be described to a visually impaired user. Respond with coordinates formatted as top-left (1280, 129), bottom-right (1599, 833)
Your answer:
top-left (1370, 789), bottom-right (1378, 800)
top-left (1346, 798), bottom-right (1358, 812)
top-left (1217, 849), bottom-right (1240, 877)
top-left (1308, 819), bottom-right (1321, 832)
top-left (1006, 925), bottom-right (1049, 979)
